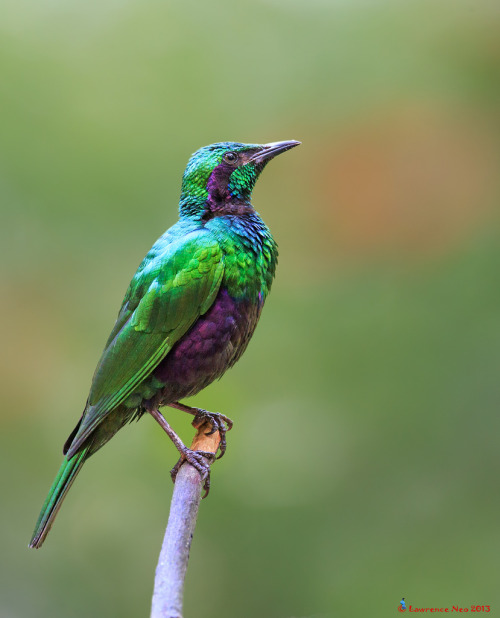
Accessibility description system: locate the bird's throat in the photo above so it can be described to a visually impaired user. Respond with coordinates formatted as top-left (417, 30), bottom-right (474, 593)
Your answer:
top-left (204, 164), bottom-right (253, 219)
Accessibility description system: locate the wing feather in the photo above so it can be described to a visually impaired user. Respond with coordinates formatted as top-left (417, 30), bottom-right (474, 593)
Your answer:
top-left (66, 229), bottom-right (224, 456)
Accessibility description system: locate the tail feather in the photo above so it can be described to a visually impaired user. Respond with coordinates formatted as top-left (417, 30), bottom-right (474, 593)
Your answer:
top-left (29, 448), bottom-right (89, 549)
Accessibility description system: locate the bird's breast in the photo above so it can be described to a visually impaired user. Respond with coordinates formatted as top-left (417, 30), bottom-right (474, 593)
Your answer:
top-left (204, 213), bottom-right (277, 301)
top-left (150, 288), bottom-right (262, 402)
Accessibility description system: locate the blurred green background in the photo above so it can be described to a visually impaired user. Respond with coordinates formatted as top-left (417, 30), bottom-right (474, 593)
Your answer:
top-left (2, 0), bottom-right (500, 616)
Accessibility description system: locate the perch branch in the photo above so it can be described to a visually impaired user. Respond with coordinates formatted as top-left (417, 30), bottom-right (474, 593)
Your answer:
top-left (150, 420), bottom-right (221, 618)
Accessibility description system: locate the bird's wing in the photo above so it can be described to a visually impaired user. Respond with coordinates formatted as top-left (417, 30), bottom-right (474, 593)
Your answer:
top-left (69, 229), bottom-right (224, 453)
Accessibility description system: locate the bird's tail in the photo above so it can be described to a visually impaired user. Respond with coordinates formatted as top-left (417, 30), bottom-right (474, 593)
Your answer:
top-left (29, 447), bottom-right (89, 549)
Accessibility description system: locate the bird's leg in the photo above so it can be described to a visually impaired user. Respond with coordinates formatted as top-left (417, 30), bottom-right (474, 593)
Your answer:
top-left (147, 408), bottom-right (215, 496)
top-left (168, 401), bottom-right (233, 460)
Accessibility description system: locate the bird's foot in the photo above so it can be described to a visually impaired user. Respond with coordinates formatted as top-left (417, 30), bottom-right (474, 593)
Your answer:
top-left (191, 409), bottom-right (233, 460)
top-left (147, 408), bottom-right (215, 496)
top-left (168, 402), bottom-right (233, 460)
top-left (170, 449), bottom-right (217, 498)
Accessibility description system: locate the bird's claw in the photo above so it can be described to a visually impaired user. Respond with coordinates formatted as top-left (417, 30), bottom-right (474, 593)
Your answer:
top-left (191, 409), bottom-right (233, 460)
top-left (170, 449), bottom-right (216, 498)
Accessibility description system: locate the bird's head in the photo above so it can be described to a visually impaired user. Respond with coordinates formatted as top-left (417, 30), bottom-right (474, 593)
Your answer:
top-left (179, 140), bottom-right (300, 219)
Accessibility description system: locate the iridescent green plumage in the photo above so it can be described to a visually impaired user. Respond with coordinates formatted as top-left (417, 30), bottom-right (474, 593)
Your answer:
top-left (30, 140), bottom-right (299, 548)
top-left (68, 232), bottom-right (225, 454)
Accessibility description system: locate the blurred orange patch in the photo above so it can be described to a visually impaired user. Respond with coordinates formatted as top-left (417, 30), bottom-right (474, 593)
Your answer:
top-left (315, 104), bottom-right (498, 257)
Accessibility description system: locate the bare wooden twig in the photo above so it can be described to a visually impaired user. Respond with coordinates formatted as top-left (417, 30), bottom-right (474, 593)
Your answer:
top-left (150, 421), bottom-right (221, 618)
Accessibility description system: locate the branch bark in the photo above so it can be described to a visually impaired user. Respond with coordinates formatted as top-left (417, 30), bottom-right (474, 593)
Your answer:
top-left (150, 421), bottom-right (221, 618)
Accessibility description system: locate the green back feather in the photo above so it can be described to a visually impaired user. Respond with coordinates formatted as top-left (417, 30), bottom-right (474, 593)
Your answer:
top-left (66, 229), bottom-right (224, 458)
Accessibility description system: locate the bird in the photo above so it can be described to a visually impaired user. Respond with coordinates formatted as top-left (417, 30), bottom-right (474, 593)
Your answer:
top-left (29, 139), bottom-right (300, 549)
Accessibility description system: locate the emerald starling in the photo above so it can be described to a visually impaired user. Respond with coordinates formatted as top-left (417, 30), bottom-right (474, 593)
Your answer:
top-left (29, 139), bottom-right (300, 548)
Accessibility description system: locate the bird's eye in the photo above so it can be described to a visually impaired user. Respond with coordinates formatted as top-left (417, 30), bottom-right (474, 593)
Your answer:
top-left (223, 152), bottom-right (238, 165)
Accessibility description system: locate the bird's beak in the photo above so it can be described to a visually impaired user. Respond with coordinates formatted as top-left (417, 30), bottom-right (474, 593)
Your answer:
top-left (248, 140), bottom-right (301, 165)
